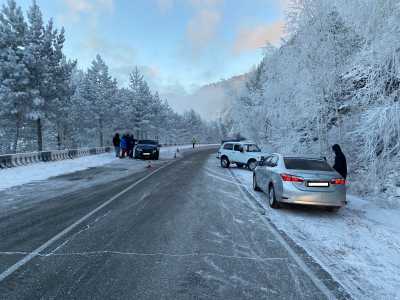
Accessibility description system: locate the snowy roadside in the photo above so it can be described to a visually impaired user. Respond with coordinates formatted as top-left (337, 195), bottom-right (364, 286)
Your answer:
top-left (0, 144), bottom-right (214, 192)
top-left (230, 167), bottom-right (400, 300)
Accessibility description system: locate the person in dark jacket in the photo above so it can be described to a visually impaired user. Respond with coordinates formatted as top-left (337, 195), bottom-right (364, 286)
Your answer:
top-left (332, 144), bottom-right (347, 179)
top-left (113, 133), bottom-right (120, 157)
top-left (127, 134), bottom-right (134, 159)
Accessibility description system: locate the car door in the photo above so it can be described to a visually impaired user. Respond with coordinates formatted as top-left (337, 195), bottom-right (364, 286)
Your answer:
top-left (263, 155), bottom-right (279, 192)
top-left (222, 143), bottom-right (234, 160)
top-left (232, 144), bottom-right (243, 163)
top-left (258, 156), bottom-right (272, 192)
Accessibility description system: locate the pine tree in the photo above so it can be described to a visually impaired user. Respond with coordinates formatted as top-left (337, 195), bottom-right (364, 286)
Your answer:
top-left (0, 0), bottom-right (30, 152)
top-left (82, 55), bottom-right (117, 147)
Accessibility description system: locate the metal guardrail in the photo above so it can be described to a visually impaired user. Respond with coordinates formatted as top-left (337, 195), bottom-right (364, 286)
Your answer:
top-left (0, 144), bottom-right (216, 169)
top-left (0, 147), bottom-right (112, 169)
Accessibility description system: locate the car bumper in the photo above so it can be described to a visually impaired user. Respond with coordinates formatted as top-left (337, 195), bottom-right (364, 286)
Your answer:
top-left (280, 186), bottom-right (346, 207)
top-left (135, 152), bottom-right (157, 159)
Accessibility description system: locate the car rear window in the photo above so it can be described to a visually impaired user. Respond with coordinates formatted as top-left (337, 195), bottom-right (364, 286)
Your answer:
top-left (284, 158), bottom-right (333, 171)
top-left (138, 140), bottom-right (157, 145)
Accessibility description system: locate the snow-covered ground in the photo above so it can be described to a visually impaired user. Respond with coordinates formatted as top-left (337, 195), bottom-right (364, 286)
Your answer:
top-left (0, 145), bottom-right (211, 192)
top-left (230, 167), bottom-right (400, 300)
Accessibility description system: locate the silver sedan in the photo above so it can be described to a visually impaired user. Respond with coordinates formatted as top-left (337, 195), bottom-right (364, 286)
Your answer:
top-left (253, 153), bottom-right (346, 211)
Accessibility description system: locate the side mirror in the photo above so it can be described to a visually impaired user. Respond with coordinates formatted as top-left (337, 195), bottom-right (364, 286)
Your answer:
top-left (239, 147), bottom-right (244, 153)
top-left (158, 144), bottom-right (162, 148)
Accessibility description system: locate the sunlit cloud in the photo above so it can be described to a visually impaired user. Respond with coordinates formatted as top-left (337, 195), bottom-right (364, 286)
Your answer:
top-left (184, 0), bottom-right (224, 57)
top-left (233, 21), bottom-right (285, 55)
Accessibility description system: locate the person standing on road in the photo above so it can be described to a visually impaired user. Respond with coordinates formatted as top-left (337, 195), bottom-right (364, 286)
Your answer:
top-left (332, 144), bottom-right (347, 179)
top-left (113, 133), bottom-right (121, 157)
top-left (192, 137), bottom-right (197, 149)
top-left (131, 134), bottom-right (136, 158)
top-left (128, 134), bottom-right (135, 159)
top-left (120, 134), bottom-right (128, 158)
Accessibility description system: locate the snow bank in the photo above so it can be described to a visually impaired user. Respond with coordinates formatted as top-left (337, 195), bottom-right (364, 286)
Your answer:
top-left (231, 168), bottom-right (400, 300)
top-left (0, 153), bottom-right (117, 191)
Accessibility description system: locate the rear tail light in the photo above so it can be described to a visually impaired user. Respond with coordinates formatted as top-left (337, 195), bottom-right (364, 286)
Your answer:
top-left (281, 173), bottom-right (304, 182)
top-left (331, 178), bottom-right (346, 185)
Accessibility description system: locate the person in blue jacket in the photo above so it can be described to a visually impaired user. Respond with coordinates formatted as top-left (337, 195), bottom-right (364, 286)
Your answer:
top-left (120, 134), bottom-right (129, 158)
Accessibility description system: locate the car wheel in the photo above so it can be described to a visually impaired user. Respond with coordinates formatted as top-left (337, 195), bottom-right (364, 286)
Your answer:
top-left (221, 156), bottom-right (230, 168)
top-left (154, 152), bottom-right (159, 160)
top-left (326, 206), bottom-right (340, 212)
top-left (268, 185), bottom-right (280, 209)
top-left (253, 174), bottom-right (261, 191)
top-left (247, 159), bottom-right (257, 171)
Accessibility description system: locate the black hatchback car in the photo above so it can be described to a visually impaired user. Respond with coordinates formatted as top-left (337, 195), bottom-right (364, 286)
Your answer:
top-left (134, 140), bottom-right (160, 160)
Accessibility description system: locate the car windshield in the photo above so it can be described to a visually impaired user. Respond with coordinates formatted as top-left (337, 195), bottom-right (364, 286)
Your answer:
top-left (138, 140), bottom-right (157, 145)
top-left (246, 144), bottom-right (261, 152)
top-left (284, 158), bottom-right (333, 171)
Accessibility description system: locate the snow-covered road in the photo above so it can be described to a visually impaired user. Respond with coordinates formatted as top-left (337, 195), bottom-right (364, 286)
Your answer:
top-left (228, 164), bottom-right (400, 300)
top-left (1, 149), bottom-right (398, 299)
top-left (0, 144), bottom-right (208, 192)
top-left (0, 149), bottom-right (340, 299)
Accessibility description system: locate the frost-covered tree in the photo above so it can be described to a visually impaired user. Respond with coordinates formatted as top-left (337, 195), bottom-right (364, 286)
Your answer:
top-left (228, 0), bottom-right (400, 199)
top-left (0, 1), bottom-right (221, 153)
top-left (82, 55), bottom-right (117, 147)
top-left (129, 67), bottom-right (153, 136)
top-left (0, 0), bottom-right (30, 152)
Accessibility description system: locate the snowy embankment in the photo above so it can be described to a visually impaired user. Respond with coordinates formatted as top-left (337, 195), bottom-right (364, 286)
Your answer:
top-left (231, 168), bottom-right (400, 300)
top-left (0, 144), bottom-right (213, 192)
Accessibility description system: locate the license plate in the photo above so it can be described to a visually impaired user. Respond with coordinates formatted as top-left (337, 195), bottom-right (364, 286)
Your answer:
top-left (307, 181), bottom-right (329, 187)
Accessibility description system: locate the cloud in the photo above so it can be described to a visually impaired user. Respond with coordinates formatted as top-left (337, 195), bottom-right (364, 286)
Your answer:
top-left (156, 0), bottom-right (175, 13)
top-left (189, 0), bottom-right (224, 8)
top-left (60, 0), bottom-right (114, 23)
top-left (64, 0), bottom-right (92, 14)
top-left (186, 9), bottom-right (221, 53)
top-left (233, 20), bottom-right (285, 55)
top-left (159, 75), bottom-right (246, 120)
top-left (278, 0), bottom-right (292, 10)
top-left (81, 34), bottom-right (145, 86)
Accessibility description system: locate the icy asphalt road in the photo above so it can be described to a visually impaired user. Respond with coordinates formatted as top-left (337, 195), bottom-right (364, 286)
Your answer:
top-left (0, 149), bottom-right (349, 299)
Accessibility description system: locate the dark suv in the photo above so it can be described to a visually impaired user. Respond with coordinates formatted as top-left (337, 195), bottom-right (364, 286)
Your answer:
top-left (134, 140), bottom-right (160, 160)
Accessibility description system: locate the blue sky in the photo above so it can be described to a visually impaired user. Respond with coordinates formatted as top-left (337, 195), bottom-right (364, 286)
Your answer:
top-left (4, 0), bottom-right (287, 115)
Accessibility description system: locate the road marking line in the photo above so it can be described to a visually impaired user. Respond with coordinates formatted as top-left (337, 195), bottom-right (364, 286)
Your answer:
top-left (228, 169), bottom-right (337, 300)
top-left (0, 250), bottom-right (287, 262)
top-left (0, 159), bottom-right (176, 283)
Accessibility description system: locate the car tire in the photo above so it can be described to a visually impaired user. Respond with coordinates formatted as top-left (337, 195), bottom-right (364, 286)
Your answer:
top-left (268, 185), bottom-right (280, 209)
top-left (253, 174), bottom-right (261, 191)
top-left (154, 152), bottom-right (159, 160)
top-left (247, 159), bottom-right (257, 172)
top-left (326, 206), bottom-right (340, 212)
top-left (221, 156), bottom-right (230, 168)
